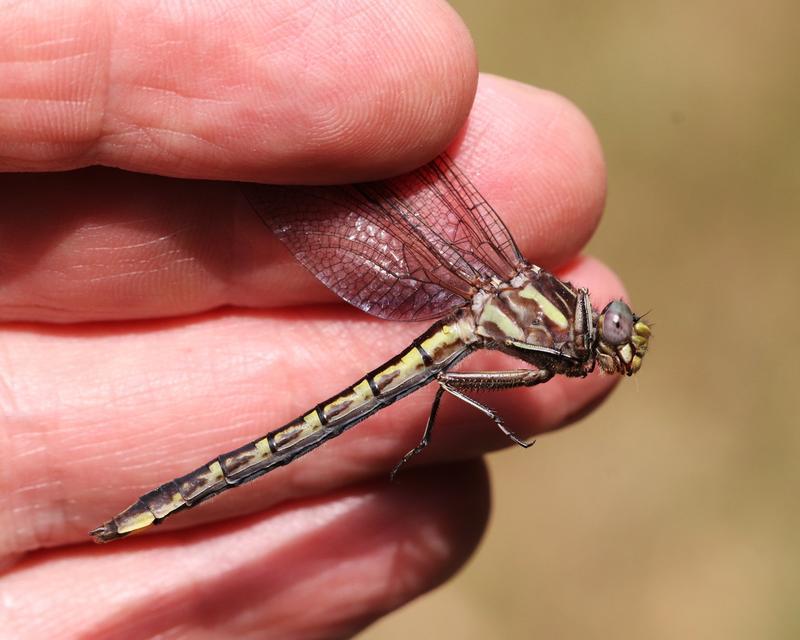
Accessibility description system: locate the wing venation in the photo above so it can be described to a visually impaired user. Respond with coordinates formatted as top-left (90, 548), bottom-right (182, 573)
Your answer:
top-left (242, 155), bottom-right (526, 321)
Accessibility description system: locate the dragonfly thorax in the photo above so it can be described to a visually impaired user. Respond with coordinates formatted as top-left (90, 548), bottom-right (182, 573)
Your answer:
top-left (470, 271), bottom-right (650, 378)
top-left (471, 270), bottom-right (592, 372)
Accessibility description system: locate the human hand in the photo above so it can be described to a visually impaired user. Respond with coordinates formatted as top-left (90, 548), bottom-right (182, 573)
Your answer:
top-left (1, 1), bottom-right (622, 637)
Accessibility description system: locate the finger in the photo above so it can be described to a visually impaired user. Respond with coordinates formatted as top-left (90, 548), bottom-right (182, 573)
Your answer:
top-left (0, 257), bottom-right (622, 553)
top-left (0, 0), bottom-right (476, 182)
top-left (458, 74), bottom-right (607, 270)
top-left (0, 75), bottom-right (605, 323)
top-left (2, 462), bottom-right (490, 638)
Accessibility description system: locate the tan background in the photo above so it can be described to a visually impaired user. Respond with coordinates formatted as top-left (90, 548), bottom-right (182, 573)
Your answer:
top-left (367, 1), bottom-right (800, 638)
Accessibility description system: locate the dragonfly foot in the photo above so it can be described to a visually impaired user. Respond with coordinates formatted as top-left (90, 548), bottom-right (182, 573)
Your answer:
top-left (89, 523), bottom-right (120, 544)
top-left (389, 440), bottom-right (429, 481)
top-left (506, 430), bottom-right (535, 449)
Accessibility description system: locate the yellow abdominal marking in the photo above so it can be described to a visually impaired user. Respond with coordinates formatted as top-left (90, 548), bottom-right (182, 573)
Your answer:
top-left (323, 391), bottom-right (357, 416)
top-left (274, 422), bottom-right (305, 447)
top-left (254, 437), bottom-right (272, 457)
top-left (352, 379), bottom-right (374, 402)
top-left (207, 461), bottom-right (224, 483)
top-left (116, 509), bottom-right (155, 535)
top-left (374, 348), bottom-right (424, 391)
top-left (303, 411), bottom-right (323, 429)
top-left (398, 348), bottom-right (424, 370)
top-left (153, 491), bottom-right (184, 518)
top-left (420, 324), bottom-right (462, 354)
top-left (519, 285), bottom-right (569, 329)
top-left (321, 375), bottom-right (382, 422)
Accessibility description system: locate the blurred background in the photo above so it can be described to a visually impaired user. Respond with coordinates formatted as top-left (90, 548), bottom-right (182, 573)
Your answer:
top-left (368, 1), bottom-right (799, 638)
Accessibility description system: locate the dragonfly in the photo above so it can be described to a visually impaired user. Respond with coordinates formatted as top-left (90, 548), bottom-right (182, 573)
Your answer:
top-left (91, 154), bottom-right (651, 543)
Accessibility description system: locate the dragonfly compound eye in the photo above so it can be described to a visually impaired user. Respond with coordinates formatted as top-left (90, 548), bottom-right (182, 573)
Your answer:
top-left (601, 300), bottom-right (634, 346)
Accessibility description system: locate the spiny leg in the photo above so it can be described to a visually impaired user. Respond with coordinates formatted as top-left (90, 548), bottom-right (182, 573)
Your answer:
top-left (391, 385), bottom-right (445, 480)
top-left (438, 381), bottom-right (531, 448)
top-left (439, 368), bottom-right (554, 391)
top-left (438, 369), bottom-right (554, 448)
top-left (391, 368), bottom-right (554, 478)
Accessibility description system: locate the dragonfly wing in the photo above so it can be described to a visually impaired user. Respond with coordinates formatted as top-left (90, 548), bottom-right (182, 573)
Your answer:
top-left (242, 155), bottom-right (527, 321)
top-left (356, 154), bottom-right (526, 284)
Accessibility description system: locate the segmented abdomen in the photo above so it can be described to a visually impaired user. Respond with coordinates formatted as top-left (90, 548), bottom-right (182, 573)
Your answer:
top-left (91, 313), bottom-right (473, 542)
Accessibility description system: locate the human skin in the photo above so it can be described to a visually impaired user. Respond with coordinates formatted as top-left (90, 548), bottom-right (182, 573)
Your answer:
top-left (0, 1), bottom-right (622, 638)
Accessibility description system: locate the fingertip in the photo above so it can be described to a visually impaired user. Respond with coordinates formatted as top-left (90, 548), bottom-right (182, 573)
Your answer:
top-left (560, 254), bottom-right (630, 307)
top-left (452, 74), bottom-right (607, 268)
top-left (250, 0), bottom-right (479, 182)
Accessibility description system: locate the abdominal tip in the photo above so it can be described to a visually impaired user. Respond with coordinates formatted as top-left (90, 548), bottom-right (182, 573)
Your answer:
top-left (89, 523), bottom-right (119, 544)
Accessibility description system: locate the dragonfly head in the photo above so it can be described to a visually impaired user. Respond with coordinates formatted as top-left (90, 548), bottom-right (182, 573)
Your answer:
top-left (595, 300), bottom-right (651, 376)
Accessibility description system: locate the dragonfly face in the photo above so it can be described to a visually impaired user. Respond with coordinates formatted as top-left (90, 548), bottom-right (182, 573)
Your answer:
top-left (596, 300), bottom-right (651, 376)
top-left (91, 154), bottom-right (651, 543)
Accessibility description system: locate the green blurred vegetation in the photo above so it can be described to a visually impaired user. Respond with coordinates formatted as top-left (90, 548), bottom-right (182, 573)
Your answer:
top-left (368, 1), bottom-right (800, 638)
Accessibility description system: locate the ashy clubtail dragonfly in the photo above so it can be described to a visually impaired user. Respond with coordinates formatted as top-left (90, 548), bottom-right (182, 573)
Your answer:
top-left (91, 154), bottom-right (651, 543)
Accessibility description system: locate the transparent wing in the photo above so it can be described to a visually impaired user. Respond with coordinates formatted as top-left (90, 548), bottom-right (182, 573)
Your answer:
top-left (242, 154), bottom-right (527, 321)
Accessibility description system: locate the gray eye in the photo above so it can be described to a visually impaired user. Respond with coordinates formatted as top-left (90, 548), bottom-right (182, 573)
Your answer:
top-left (601, 301), bottom-right (634, 345)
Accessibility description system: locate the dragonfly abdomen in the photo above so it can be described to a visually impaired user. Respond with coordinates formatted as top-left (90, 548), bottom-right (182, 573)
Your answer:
top-left (90, 312), bottom-right (475, 542)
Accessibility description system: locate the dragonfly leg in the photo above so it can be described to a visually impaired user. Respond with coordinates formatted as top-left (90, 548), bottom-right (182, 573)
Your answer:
top-left (390, 385), bottom-right (446, 481)
top-left (390, 369), bottom-right (553, 478)
top-left (437, 369), bottom-right (554, 448)
top-left (438, 368), bottom-right (554, 391)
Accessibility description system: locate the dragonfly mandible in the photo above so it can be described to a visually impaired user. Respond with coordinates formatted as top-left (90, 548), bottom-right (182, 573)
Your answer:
top-left (91, 154), bottom-right (651, 543)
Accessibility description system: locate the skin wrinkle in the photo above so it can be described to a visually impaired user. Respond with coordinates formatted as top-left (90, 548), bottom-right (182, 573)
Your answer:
top-left (122, 12), bottom-right (252, 154)
top-left (80, 229), bottom-right (191, 250)
top-left (51, 222), bottom-right (201, 293)
top-left (75, 255), bottom-right (199, 285)
top-left (100, 3), bottom-right (203, 166)
top-left (0, 96), bottom-right (90, 106)
top-left (114, 77), bottom-right (238, 139)
top-left (64, 1), bottom-right (107, 162)
top-left (0, 347), bottom-right (18, 419)
top-left (2, 421), bottom-right (53, 552)
top-left (19, 38), bottom-right (86, 55)
top-left (0, 32), bottom-right (88, 77)
top-left (119, 82), bottom-right (239, 108)
top-left (0, 348), bottom-right (18, 553)
top-left (125, 123), bottom-right (194, 170)
top-left (17, 474), bottom-right (68, 551)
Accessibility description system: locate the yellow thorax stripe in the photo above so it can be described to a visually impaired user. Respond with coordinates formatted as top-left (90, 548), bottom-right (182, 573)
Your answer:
top-left (480, 302), bottom-right (525, 340)
top-left (519, 284), bottom-right (569, 329)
